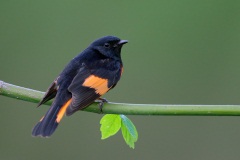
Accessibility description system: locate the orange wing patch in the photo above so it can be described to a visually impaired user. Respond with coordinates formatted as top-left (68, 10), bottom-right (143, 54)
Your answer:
top-left (56, 98), bottom-right (72, 123)
top-left (82, 75), bottom-right (109, 95)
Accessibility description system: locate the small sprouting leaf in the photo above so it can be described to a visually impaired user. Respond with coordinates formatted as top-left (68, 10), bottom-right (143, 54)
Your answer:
top-left (100, 114), bottom-right (121, 139)
top-left (120, 115), bottom-right (138, 149)
top-left (100, 114), bottom-right (138, 148)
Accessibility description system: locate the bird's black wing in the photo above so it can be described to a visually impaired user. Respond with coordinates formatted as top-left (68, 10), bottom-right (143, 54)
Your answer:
top-left (66, 60), bottom-right (122, 116)
top-left (37, 77), bottom-right (59, 107)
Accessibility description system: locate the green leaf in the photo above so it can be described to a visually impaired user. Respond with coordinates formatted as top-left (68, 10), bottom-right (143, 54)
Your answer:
top-left (100, 114), bottom-right (121, 139)
top-left (120, 115), bottom-right (138, 149)
top-left (100, 114), bottom-right (138, 149)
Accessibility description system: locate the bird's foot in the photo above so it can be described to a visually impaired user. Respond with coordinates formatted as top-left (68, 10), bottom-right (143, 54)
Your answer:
top-left (95, 98), bottom-right (108, 113)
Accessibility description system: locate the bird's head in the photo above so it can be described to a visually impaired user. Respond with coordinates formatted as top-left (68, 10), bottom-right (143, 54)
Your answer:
top-left (90, 36), bottom-right (128, 59)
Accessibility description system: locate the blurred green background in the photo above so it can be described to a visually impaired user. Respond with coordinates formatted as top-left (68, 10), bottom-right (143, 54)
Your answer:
top-left (1, 0), bottom-right (240, 159)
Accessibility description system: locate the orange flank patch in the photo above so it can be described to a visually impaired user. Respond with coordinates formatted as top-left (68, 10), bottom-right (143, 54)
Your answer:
top-left (56, 98), bottom-right (72, 123)
top-left (83, 75), bottom-right (109, 95)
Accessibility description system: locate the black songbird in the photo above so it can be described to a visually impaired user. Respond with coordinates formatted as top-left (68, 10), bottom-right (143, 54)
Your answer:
top-left (32, 36), bottom-right (128, 137)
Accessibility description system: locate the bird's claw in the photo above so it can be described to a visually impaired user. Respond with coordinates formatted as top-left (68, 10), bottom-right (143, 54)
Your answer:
top-left (95, 98), bottom-right (108, 113)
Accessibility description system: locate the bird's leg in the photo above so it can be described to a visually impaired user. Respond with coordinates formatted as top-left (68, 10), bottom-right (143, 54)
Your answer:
top-left (95, 98), bottom-right (108, 113)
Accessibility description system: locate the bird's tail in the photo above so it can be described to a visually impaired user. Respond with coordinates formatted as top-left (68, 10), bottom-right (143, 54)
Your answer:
top-left (32, 99), bottom-right (72, 137)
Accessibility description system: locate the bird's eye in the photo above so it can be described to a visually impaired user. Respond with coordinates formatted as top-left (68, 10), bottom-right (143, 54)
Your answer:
top-left (104, 43), bottom-right (110, 48)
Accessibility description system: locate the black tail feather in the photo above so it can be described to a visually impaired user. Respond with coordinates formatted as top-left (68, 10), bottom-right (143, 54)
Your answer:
top-left (32, 120), bottom-right (59, 137)
top-left (32, 96), bottom-right (72, 137)
top-left (32, 107), bottom-right (60, 137)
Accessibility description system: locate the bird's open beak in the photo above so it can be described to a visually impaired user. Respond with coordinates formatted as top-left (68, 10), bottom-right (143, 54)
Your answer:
top-left (118, 40), bottom-right (128, 45)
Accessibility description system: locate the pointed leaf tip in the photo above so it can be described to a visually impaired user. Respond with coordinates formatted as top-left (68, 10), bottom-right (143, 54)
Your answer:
top-left (120, 115), bottom-right (138, 149)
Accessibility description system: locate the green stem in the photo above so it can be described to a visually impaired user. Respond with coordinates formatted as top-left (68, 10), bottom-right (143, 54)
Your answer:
top-left (1, 80), bottom-right (240, 116)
